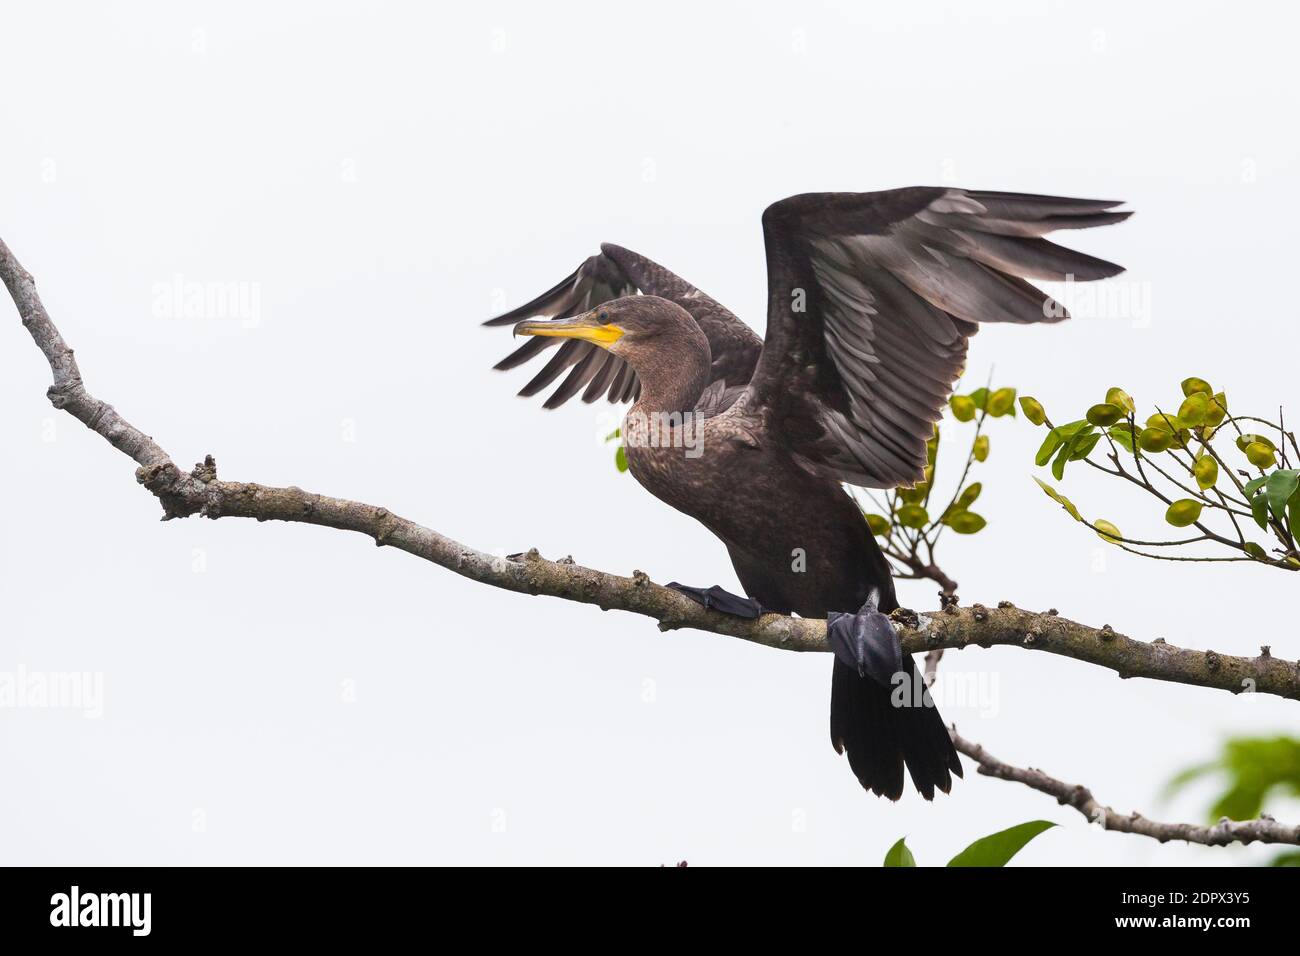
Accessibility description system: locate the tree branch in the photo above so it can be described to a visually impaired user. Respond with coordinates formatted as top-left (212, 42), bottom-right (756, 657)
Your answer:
top-left (950, 730), bottom-right (1300, 847)
top-left (3, 236), bottom-right (1299, 706)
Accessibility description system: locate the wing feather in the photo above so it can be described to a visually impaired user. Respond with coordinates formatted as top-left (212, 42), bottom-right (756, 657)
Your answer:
top-left (745, 187), bottom-right (1130, 487)
top-left (485, 246), bottom-right (759, 409)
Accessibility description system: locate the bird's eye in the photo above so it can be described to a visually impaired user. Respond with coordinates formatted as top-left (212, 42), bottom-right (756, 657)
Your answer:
top-left (598, 311), bottom-right (608, 321)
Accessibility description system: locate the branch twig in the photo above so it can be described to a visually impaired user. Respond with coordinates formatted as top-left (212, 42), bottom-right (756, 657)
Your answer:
top-left (950, 730), bottom-right (1300, 848)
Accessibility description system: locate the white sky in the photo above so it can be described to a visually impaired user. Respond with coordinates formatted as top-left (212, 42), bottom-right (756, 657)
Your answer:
top-left (1, 0), bottom-right (1297, 865)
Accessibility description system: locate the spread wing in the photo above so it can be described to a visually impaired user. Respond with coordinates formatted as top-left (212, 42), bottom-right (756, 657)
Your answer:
top-left (484, 244), bottom-right (761, 410)
top-left (745, 187), bottom-right (1131, 487)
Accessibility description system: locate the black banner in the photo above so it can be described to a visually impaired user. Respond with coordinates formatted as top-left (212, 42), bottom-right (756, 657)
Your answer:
top-left (0, 865), bottom-right (1287, 942)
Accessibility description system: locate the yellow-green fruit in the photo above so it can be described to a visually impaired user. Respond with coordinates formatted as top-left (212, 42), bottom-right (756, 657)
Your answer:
top-left (900, 483), bottom-right (927, 505)
top-left (948, 511), bottom-right (987, 534)
top-left (1138, 428), bottom-right (1174, 452)
top-left (1086, 403), bottom-right (1123, 426)
top-left (1235, 433), bottom-right (1275, 453)
top-left (973, 434), bottom-right (989, 462)
top-left (986, 387), bottom-right (1017, 417)
top-left (1093, 519), bottom-right (1122, 544)
top-left (1181, 377), bottom-right (1212, 396)
top-left (1165, 499), bottom-right (1203, 527)
top-left (950, 395), bottom-right (976, 422)
top-left (1019, 396), bottom-right (1046, 425)
top-left (864, 513), bottom-right (890, 536)
top-left (1244, 542), bottom-right (1268, 561)
top-left (1245, 442), bottom-right (1277, 468)
top-left (1203, 392), bottom-right (1228, 427)
top-left (896, 504), bottom-right (929, 529)
top-left (1105, 387), bottom-right (1135, 413)
top-left (1146, 413), bottom-right (1179, 433)
top-left (1177, 393), bottom-right (1209, 426)
top-left (1192, 455), bottom-right (1218, 490)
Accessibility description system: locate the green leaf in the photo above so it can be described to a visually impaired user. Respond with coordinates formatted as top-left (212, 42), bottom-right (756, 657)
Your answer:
top-left (957, 482), bottom-right (982, 508)
top-left (1056, 419), bottom-right (1093, 438)
top-left (1051, 441), bottom-right (1070, 480)
top-left (1161, 760), bottom-right (1218, 800)
top-left (1195, 737), bottom-right (1300, 821)
top-left (1108, 424), bottom-right (1136, 452)
top-left (1049, 425), bottom-right (1098, 477)
top-left (1069, 432), bottom-right (1101, 461)
top-left (1244, 542), bottom-right (1268, 560)
top-left (614, 446), bottom-right (629, 473)
top-left (969, 387), bottom-right (989, 410)
top-left (1035, 430), bottom-right (1064, 466)
top-left (864, 513), bottom-right (891, 536)
top-left (946, 821), bottom-right (1057, 867)
top-left (1033, 477), bottom-right (1082, 521)
top-left (604, 427), bottom-right (621, 443)
top-left (883, 837), bottom-right (917, 867)
top-left (1251, 494), bottom-right (1270, 530)
top-left (1243, 475), bottom-right (1268, 497)
top-left (1265, 469), bottom-right (1299, 521)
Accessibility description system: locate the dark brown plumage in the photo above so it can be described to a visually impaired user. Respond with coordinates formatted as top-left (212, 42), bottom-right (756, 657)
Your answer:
top-left (485, 187), bottom-right (1130, 799)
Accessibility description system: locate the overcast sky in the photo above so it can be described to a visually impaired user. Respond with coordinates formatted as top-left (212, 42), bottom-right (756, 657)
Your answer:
top-left (1, 1), bottom-right (1297, 865)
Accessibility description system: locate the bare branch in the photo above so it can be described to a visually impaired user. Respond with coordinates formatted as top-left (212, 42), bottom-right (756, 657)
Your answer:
top-left (950, 730), bottom-right (1300, 848)
top-left (5, 237), bottom-right (1300, 707)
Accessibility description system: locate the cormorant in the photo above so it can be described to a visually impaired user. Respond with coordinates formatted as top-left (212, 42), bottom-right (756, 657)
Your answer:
top-left (484, 187), bottom-right (1129, 799)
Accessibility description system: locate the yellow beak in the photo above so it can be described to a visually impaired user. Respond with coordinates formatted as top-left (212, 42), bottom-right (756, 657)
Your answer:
top-left (514, 313), bottom-right (624, 347)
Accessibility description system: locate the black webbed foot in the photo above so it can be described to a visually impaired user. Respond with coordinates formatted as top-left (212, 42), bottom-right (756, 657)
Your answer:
top-left (666, 582), bottom-right (763, 619)
top-left (826, 589), bottom-right (903, 687)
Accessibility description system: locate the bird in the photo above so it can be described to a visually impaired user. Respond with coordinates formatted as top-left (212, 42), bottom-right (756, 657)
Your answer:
top-left (483, 187), bottom-right (1130, 800)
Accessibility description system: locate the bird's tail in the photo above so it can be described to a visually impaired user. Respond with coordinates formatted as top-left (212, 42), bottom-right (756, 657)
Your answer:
top-left (830, 655), bottom-right (963, 800)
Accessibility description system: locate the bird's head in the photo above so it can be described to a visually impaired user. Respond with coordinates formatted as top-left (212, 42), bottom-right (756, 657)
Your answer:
top-left (512, 295), bottom-right (703, 363)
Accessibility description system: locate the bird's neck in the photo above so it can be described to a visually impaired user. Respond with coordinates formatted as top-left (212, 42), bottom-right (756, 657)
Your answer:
top-left (626, 337), bottom-right (712, 418)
